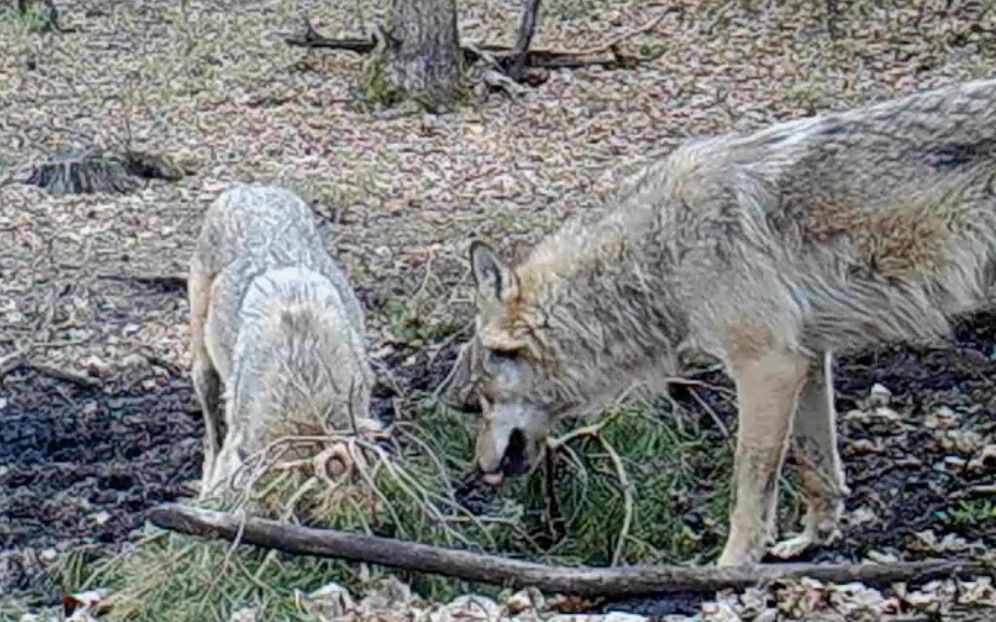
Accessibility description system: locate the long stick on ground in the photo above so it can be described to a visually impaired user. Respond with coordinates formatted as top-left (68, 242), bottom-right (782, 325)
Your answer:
top-left (148, 503), bottom-right (992, 598)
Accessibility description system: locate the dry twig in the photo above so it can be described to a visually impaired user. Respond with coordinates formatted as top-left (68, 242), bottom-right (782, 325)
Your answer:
top-left (96, 271), bottom-right (189, 290)
top-left (284, 17), bottom-right (659, 82)
top-left (570, 8), bottom-right (679, 56)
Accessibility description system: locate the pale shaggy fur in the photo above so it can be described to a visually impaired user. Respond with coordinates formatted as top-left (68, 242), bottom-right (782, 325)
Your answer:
top-left (440, 78), bottom-right (996, 567)
top-left (188, 183), bottom-right (381, 501)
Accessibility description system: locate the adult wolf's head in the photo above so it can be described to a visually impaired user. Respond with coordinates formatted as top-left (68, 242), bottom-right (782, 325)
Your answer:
top-left (440, 241), bottom-right (577, 485)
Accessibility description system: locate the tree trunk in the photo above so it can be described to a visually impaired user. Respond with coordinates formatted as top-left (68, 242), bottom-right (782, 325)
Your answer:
top-left (378, 0), bottom-right (463, 111)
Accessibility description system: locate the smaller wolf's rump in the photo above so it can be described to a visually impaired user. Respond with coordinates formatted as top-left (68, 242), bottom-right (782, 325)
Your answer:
top-left (187, 183), bottom-right (381, 501)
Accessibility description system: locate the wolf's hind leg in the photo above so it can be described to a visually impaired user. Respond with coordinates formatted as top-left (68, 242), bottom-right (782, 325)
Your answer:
top-left (717, 342), bottom-right (810, 567)
top-left (770, 350), bottom-right (849, 560)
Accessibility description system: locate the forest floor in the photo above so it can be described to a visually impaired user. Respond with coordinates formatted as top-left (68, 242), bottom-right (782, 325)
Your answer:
top-left (1, 0), bottom-right (995, 620)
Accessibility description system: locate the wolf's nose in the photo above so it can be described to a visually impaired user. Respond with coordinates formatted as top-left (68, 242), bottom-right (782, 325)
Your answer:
top-left (498, 428), bottom-right (530, 476)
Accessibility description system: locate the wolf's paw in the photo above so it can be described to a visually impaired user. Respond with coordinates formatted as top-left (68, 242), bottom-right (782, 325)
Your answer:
top-left (716, 540), bottom-right (768, 567)
top-left (769, 520), bottom-right (842, 560)
top-left (769, 533), bottom-right (816, 560)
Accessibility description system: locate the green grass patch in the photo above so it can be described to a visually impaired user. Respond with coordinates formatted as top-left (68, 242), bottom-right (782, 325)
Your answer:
top-left (59, 392), bottom-right (742, 621)
top-left (0, 1), bottom-right (57, 34)
top-left (937, 498), bottom-right (996, 527)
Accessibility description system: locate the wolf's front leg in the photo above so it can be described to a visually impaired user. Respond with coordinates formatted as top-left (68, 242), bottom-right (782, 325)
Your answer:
top-left (717, 347), bottom-right (809, 567)
top-left (770, 350), bottom-right (849, 560)
top-left (192, 358), bottom-right (223, 494)
top-left (188, 261), bottom-right (224, 493)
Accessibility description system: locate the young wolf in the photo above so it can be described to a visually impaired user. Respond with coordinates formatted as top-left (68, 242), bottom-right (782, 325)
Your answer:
top-left (440, 78), bottom-right (996, 567)
top-left (188, 184), bottom-right (382, 501)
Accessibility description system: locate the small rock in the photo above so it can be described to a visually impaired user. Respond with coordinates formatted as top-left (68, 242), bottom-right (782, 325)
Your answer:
top-left (89, 511), bottom-right (111, 526)
top-left (868, 383), bottom-right (892, 407)
top-left (699, 599), bottom-right (741, 622)
top-left (39, 549), bottom-right (58, 562)
top-left (78, 355), bottom-right (110, 377)
top-left (957, 578), bottom-right (996, 607)
top-left (736, 587), bottom-right (770, 618)
top-left (968, 444), bottom-right (996, 472)
top-left (925, 406), bottom-right (961, 430)
top-left (865, 549), bottom-right (898, 563)
top-left (848, 506), bottom-right (880, 528)
top-left (63, 587), bottom-right (109, 622)
top-left (431, 595), bottom-right (503, 622)
top-left (943, 455), bottom-right (967, 470)
top-left (940, 429), bottom-right (984, 454)
top-left (229, 607), bottom-right (259, 622)
top-left (301, 582), bottom-right (357, 620)
top-left (359, 575), bottom-right (417, 615)
top-left (848, 438), bottom-right (882, 454)
top-left (503, 587), bottom-right (545, 614)
top-left (119, 353), bottom-right (149, 368)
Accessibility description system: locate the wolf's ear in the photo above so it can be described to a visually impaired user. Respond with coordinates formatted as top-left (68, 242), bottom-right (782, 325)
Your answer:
top-left (470, 241), bottom-right (518, 307)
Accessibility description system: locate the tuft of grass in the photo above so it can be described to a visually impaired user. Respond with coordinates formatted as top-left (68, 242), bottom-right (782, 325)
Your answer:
top-left (1, 2), bottom-right (54, 34)
top-left (382, 296), bottom-right (462, 346)
top-left (937, 498), bottom-right (996, 527)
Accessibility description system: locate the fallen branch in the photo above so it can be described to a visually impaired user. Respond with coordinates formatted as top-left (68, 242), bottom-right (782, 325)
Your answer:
top-left (148, 503), bottom-right (993, 598)
top-left (96, 271), bottom-right (189, 290)
top-left (569, 8), bottom-right (678, 56)
top-left (287, 16), bottom-right (375, 54)
top-left (0, 352), bottom-right (103, 387)
top-left (27, 361), bottom-right (102, 388)
top-left (285, 23), bottom-right (649, 78)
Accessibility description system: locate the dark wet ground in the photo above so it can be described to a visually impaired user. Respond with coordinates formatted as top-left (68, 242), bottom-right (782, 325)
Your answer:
top-left (1, 308), bottom-right (994, 612)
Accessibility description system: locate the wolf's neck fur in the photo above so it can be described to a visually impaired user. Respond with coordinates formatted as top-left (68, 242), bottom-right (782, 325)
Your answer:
top-left (516, 166), bottom-right (690, 413)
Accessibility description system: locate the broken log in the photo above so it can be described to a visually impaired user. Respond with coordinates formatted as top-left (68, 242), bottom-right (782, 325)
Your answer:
top-left (286, 32), bottom-right (619, 71)
top-left (148, 503), bottom-right (993, 598)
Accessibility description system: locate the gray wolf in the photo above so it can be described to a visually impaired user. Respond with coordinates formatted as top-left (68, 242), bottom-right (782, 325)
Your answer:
top-left (188, 183), bottom-right (382, 500)
top-left (440, 78), bottom-right (996, 566)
